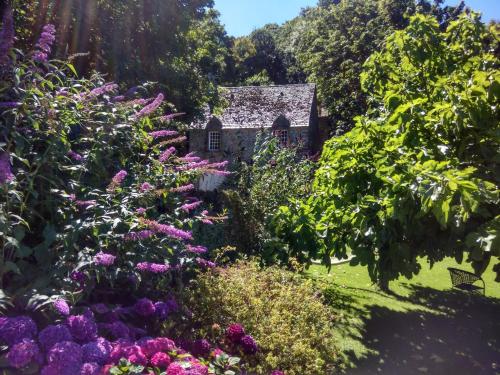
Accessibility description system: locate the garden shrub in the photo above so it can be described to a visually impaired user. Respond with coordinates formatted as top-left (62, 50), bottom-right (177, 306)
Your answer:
top-left (0, 14), bottom-right (257, 375)
top-left (186, 262), bottom-right (340, 375)
top-left (222, 134), bottom-right (314, 264)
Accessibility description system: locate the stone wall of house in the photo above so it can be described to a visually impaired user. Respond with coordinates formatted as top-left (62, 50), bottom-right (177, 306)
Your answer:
top-left (188, 126), bottom-right (310, 162)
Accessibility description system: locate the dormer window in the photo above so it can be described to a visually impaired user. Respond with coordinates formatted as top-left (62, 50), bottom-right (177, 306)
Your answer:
top-left (274, 129), bottom-right (288, 147)
top-left (208, 131), bottom-right (221, 151)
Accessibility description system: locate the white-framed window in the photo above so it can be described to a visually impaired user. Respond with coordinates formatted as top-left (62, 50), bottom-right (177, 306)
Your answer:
top-left (274, 129), bottom-right (288, 147)
top-left (208, 131), bottom-right (221, 151)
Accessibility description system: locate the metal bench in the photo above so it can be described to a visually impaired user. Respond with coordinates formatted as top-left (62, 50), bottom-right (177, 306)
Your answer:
top-left (447, 267), bottom-right (485, 295)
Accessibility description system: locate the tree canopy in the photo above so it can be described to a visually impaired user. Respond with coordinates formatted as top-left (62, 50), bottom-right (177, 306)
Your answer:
top-left (273, 13), bottom-right (500, 287)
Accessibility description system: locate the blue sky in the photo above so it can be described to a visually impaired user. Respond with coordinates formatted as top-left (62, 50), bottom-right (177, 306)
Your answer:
top-left (214, 0), bottom-right (499, 37)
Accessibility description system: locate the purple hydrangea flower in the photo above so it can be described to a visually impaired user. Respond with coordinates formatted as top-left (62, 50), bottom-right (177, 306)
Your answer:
top-left (192, 339), bottom-right (211, 357)
top-left (53, 298), bottom-right (70, 316)
top-left (134, 298), bottom-right (156, 317)
top-left (240, 335), bottom-right (258, 354)
top-left (6, 339), bottom-right (43, 369)
top-left (0, 152), bottom-right (14, 184)
top-left (94, 252), bottom-right (116, 266)
top-left (103, 321), bottom-right (131, 340)
top-left (38, 324), bottom-right (73, 352)
top-left (80, 362), bottom-right (101, 375)
top-left (154, 302), bottom-right (169, 320)
top-left (151, 352), bottom-right (171, 368)
top-left (33, 24), bottom-right (56, 63)
top-left (0, 316), bottom-right (37, 345)
top-left (41, 363), bottom-right (81, 375)
top-left (187, 363), bottom-right (209, 375)
top-left (82, 337), bottom-right (112, 364)
top-left (67, 314), bottom-right (98, 343)
top-left (167, 362), bottom-right (187, 375)
top-left (159, 146), bottom-right (176, 162)
top-left (165, 297), bottom-right (180, 313)
top-left (91, 303), bottom-right (110, 314)
top-left (226, 324), bottom-right (245, 343)
top-left (47, 341), bottom-right (83, 367)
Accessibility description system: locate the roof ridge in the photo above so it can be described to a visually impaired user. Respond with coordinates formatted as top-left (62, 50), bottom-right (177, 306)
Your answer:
top-left (220, 83), bottom-right (315, 89)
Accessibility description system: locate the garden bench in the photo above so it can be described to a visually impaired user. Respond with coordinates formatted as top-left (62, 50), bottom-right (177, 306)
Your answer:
top-left (447, 267), bottom-right (485, 295)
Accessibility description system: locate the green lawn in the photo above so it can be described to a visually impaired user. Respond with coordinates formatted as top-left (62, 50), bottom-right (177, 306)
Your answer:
top-left (307, 258), bottom-right (500, 374)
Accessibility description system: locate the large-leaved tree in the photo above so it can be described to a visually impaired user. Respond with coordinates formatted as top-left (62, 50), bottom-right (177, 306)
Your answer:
top-left (273, 13), bottom-right (499, 288)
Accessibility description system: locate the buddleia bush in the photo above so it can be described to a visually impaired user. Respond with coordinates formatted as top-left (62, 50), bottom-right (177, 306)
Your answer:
top-left (186, 262), bottom-right (340, 375)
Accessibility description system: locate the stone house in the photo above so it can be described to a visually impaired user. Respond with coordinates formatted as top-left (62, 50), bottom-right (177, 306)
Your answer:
top-left (188, 83), bottom-right (323, 163)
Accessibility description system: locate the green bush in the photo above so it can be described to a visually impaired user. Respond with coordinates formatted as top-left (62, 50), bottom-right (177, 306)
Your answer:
top-left (186, 262), bottom-right (340, 375)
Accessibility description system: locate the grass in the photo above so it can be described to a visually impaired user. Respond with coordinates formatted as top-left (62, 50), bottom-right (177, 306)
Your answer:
top-left (306, 258), bottom-right (500, 374)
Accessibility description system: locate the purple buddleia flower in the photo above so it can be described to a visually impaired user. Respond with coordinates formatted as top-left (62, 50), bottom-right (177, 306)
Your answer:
top-left (38, 324), bottom-right (73, 352)
top-left (110, 170), bottom-right (127, 186)
top-left (136, 262), bottom-right (170, 274)
top-left (158, 112), bottom-right (185, 122)
top-left (136, 207), bottom-right (147, 215)
top-left (207, 161), bottom-right (229, 169)
top-left (139, 182), bottom-right (153, 192)
top-left (176, 160), bottom-right (209, 171)
top-left (94, 252), bottom-right (116, 266)
top-left (0, 6), bottom-right (14, 65)
top-left (206, 169), bottom-right (232, 176)
top-left (0, 316), bottom-right (37, 345)
top-left (88, 83), bottom-right (118, 98)
top-left (33, 24), bottom-right (56, 63)
top-left (185, 245), bottom-right (208, 254)
top-left (0, 152), bottom-right (14, 184)
top-left (124, 230), bottom-right (155, 241)
top-left (144, 219), bottom-right (193, 241)
top-left (170, 184), bottom-right (195, 193)
top-left (67, 314), bottom-right (98, 343)
top-left (134, 93), bottom-right (164, 120)
top-left (149, 130), bottom-right (178, 139)
top-left (159, 146), bottom-right (176, 162)
top-left (0, 101), bottom-right (20, 108)
top-left (196, 258), bottom-right (216, 269)
top-left (68, 150), bottom-right (83, 161)
top-left (6, 339), bottom-right (43, 369)
top-left (181, 200), bottom-right (202, 212)
top-left (179, 156), bottom-right (202, 163)
top-left (53, 298), bottom-right (71, 316)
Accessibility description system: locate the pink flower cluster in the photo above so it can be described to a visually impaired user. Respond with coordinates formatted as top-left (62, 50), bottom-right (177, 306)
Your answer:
top-left (160, 147), bottom-right (176, 162)
top-left (143, 219), bottom-right (193, 241)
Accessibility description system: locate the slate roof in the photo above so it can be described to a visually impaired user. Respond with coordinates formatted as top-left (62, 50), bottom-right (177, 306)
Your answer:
top-left (193, 84), bottom-right (316, 129)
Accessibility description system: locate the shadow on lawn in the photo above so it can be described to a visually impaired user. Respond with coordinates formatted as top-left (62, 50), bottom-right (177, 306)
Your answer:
top-left (340, 285), bottom-right (500, 375)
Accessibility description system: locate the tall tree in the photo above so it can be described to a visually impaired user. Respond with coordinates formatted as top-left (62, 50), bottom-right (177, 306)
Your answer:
top-left (273, 13), bottom-right (499, 288)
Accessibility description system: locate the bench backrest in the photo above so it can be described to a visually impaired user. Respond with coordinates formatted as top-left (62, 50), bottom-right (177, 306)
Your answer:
top-left (448, 267), bottom-right (481, 287)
